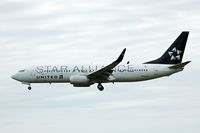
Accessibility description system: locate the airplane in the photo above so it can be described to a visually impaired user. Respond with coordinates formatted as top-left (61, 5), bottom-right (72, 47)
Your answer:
top-left (11, 31), bottom-right (190, 91)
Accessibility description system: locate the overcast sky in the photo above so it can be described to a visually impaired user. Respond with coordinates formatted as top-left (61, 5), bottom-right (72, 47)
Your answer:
top-left (0, 0), bottom-right (200, 133)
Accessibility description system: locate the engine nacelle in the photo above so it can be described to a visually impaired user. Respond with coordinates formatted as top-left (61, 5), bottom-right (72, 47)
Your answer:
top-left (69, 75), bottom-right (90, 87)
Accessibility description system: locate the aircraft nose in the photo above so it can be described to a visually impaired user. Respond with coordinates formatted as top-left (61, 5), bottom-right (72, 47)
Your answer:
top-left (11, 74), bottom-right (18, 80)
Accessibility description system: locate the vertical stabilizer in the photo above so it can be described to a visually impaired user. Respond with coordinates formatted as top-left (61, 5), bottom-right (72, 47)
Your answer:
top-left (145, 31), bottom-right (189, 64)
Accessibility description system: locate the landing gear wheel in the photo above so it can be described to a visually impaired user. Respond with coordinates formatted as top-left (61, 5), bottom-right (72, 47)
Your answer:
top-left (28, 86), bottom-right (31, 90)
top-left (97, 83), bottom-right (104, 91)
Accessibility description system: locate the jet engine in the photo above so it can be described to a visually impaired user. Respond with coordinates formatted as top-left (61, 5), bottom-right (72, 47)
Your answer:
top-left (69, 75), bottom-right (90, 87)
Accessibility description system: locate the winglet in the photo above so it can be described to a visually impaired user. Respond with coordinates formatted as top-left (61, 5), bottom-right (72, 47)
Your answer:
top-left (116, 48), bottom-right (126, 63)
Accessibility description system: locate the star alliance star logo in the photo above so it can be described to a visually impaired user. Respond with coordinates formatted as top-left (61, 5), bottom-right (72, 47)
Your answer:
top-left (168, 47), bottom-right (182, 61)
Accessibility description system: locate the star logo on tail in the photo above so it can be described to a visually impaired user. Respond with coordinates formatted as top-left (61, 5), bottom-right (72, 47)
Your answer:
top-left (168, 47), bottom-right (182, 61)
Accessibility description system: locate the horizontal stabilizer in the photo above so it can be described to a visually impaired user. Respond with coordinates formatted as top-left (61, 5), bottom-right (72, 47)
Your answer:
top-left (168, 61), bottom-right (191, 69)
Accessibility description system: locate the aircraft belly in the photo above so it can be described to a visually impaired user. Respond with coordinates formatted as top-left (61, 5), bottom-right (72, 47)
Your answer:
top-left (112, 72), bottom-right (154, 82)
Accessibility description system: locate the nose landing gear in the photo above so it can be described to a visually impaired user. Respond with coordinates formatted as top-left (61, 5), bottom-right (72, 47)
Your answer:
top-left (97, 83), bottom-right (104, 91)
top-left (28, 85), bottom-right (31, 90)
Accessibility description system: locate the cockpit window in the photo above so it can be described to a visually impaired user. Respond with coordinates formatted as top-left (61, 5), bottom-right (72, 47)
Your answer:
top-left (19, 70), bottom-right (25, 72)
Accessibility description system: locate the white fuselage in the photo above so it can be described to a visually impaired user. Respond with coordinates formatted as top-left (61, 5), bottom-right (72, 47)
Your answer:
top-left (11, 32), bottom-right (190, 90)
top-left (12, 64), bottom-right (182, 85)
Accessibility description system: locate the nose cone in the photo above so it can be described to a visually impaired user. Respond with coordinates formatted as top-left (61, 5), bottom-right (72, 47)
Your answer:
top-left (11, 74), bottom-right (18, 80)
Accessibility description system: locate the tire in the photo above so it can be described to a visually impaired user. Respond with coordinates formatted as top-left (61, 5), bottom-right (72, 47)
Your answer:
top-left (97, 84), bottom-right (104, 91)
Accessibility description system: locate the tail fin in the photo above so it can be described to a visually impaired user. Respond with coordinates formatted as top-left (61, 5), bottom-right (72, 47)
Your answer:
top-left (145, 31), bottom-right (189, 64)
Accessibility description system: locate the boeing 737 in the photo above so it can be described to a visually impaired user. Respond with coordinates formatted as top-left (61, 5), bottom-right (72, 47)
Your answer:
top-left (12, 31), bottom-right (190, 91)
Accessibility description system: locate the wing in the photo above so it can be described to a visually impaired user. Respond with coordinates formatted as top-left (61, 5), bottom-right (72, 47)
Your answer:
top-left (87, 48), bottom-right (126, 82)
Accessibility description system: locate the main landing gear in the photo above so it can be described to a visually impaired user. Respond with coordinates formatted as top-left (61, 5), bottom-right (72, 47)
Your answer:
top-left (97, 83), bottom-right (104, 91)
